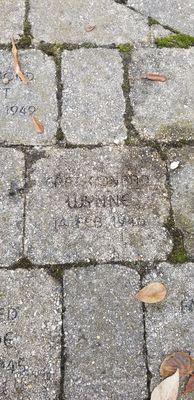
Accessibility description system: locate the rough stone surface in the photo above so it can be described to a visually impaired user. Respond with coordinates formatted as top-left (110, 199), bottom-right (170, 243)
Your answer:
top-left (63, 264), bottom-right (147, 400)
top-left (167, 147), bottom-right (194, 258)
top-left (25, 146), bottom-right (172, 264)
top-left (0, 148), bottom-right (24, 266)
top-left (61, 49), bottom-right (126, 145)
top-left (30, 0), bottom-right (149, 45)
top-left (127, 0), bottom-right (194, 36)
top-left (0, 50), bottom-right (57, 145)
top-left (149, 25), bottom-right (173, 44)
top-left (0, 269), bottom-right (61, 399)
top-left (130, 48), bottom-right (194, 142)
top-left (0, 0), bottom-right (25, 43)
top-left (145, 262), bottom-right (194, 399)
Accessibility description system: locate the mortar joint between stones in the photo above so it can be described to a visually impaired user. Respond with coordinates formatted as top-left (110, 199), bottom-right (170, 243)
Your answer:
top-left (164, 158), bottom-right (188, 264)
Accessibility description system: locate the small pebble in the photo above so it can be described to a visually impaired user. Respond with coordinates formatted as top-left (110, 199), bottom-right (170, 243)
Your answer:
top-left (2, 77), bottom-right (9, 84)
top-left (170, 161), bottom-right (180, 170)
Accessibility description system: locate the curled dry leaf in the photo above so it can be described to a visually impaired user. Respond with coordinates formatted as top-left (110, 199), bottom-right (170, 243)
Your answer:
top-left (160, 352), bottom-right (194, 378)
top-left (142, 72), bottom-right (167, 82)
top-left (32, 116), bottom-right (44, 133)
top-left (12, 38), bottom-right (27, 84)
top-left (135, 282), bottom-right (167, 304)
top-left (85, 24), bottom-right (96, 32)
top-left (151, 370), bottom-right (179, 400)
top-left (184, 374), bottom-right (194, 394)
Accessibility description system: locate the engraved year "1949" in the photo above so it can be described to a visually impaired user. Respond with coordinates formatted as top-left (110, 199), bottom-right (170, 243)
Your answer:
top-left (5, 105), bottom-right (36, 116)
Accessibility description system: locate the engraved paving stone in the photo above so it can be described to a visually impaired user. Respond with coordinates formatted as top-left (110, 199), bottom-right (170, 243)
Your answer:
top-left (167, 147), bottom-right (194, 258)
top-left (130, 48), bottom-right (194, 142)
top-left (0, 148), bottom-right (24, 266)
top-left (61, 49), bottom-right (126, 145)
top-left (25, 146), bottom-right (172, 264)
top-left (145, 262), bottom-right (194, 398)
top-left (63, 264), bottom-right (148, 400)
top-left (0, 0), bottom-right (25, 43)
top-left (0, 269), bottom-right (61, 400)
top-left (30, 0), bottom-right (149, 45)
top-left (127, 0), bottom-right (194, 36)
top-left (0, 50), bottom-right (57, 145)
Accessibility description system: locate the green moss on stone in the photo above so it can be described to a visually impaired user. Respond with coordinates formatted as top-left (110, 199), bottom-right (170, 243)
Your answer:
top-left (117, 43), bottom-right (132, 53)
top-left (56, 128), bottom-right (64, 142)
top-left (39, 42), bottom-right (63, 57)
top-left (49, 266), bottom-right (64, 281)
top-left (165, 217), bottom-right (188, 263)
top-left (17, 35), bottom-right (32, 48)
top-left (148, 17), bottom-right (159, 26)
top-left (155, 34), bottom-right (194, 48)
top-left (169, 246), bottom-right (188, 263)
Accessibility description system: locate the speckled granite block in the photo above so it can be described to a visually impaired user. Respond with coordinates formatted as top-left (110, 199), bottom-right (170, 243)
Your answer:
top-left (63, 264), bottom-right (148, 399)
top-left (0, 269), bottom-right (62, 399)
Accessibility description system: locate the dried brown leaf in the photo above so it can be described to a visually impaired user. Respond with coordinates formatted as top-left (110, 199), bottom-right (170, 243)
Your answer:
top-left (184, 375), bottom-right (194, 394)
top-left (135, 282), bottom-right (167, 304)
top-left (151, 370), bottom-right (179, 400)
top-left (32, 116), bottom-right (44, 133)
top-left (160, 352), bottom-right (194, 378)
top-left (85, 24), bottom-right (96, 32)
top-left (142, 72), bottom-right (167, 82)
top-left (12, 38), bottom-right (28, 84)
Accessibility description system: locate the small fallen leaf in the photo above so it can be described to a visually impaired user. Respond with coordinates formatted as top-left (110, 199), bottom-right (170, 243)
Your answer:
top-left (12, 38), bottom-right (27, 84)
top-left (135, 282), bottom-right (167, 304)
top-left (184, 374), bottom-right (194, 394)
top-left (142, 72), bottom-right (167, 82)
top-left (151, 370), bottom-right (179, 400)
top-left (160, 352), bottom-right (194, 378)
top-left (85, 24), bottom-right (96, 32)
top-left (32, 116), bottom-right (44, 133)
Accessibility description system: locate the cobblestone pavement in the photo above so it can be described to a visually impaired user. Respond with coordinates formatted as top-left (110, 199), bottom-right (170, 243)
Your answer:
top-left (0, 1), bottom-right (193, 399)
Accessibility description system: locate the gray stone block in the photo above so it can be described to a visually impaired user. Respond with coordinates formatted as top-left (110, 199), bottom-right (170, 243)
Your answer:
top-left (130, 48), bottom-right (194, 142)
top-left (63, 264), bottom-right (148, 399)
top-left (61, 49), bottom-right (126, 145)
top-left (30, 0), bottom-right (149, 45)
top-left (0, 148), bottom-right (24, 266)
top-left (0, 269), bottom-right (62, 399)
top-left (167, 147), bottom-right (194, 258)
top-left (127, 0), bottom-right (194, 36)
top-left (0, 50), bottom-right (57, 145)
top-left (25, 146), bottom-right (172, 264)
top-left (145, 262), bottom-right (194, 398)
top-left (0, 0), bottom-right (25, 43)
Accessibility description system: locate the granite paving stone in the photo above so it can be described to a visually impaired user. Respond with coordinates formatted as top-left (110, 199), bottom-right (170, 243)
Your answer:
top-left (25, 146), bottom-right (172, 264)
top-left (0, 0), bottom-right (25, 44)
top-left (0, 269), bottom-right (62, 400)
top-left (0, 50), bottom-right (57, 145)
top-left (145, 262), bottom-right (194, 399)
top-left (167, 147), bottom-right (194, 258)
top-left (63, 264), bottom-right (148, 400)
top-left (130, 47), bottom-right (194, 142)
top-left (61, 49), bottom-right (126, 145)
top-left (30, 0), bottom-right (149, 45)
top-left (127, 0), bottom-right (194, 36)
top-left (0, 148), bottom-right (24, 267)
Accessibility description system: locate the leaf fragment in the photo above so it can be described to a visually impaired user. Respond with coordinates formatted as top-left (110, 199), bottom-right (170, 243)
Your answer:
top-left (142, 72), bottom-right (167, 82)
top-left (85, 24), bottom-right (96, 32)
top-left (135, 282), bottom-right (167, 303)
top-left (151, 370), bottom-right (179, 400)
top-left (160, 352), bottom-right (194, 378)
top-left (31, 116), bottom-right (44, 133)
top-left (184, 374), bottom-right (194, 394)
top-left (12, 38), bottom-right (28, 84)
